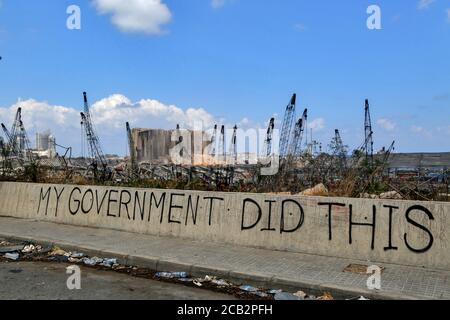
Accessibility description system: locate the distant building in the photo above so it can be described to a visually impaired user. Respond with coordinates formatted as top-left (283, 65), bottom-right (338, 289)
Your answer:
top-left (387, 153), bottom-right (450, 171)
top-left (33, 131), bottom-right (56, 159)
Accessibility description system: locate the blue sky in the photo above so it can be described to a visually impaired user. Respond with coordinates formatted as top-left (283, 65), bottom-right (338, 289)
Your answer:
top-left (0, 0), bottom-right (449, 156)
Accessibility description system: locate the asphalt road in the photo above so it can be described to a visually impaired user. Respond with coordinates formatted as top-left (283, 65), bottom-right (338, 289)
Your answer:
top-left (0, 261), bottom-right (236, 300)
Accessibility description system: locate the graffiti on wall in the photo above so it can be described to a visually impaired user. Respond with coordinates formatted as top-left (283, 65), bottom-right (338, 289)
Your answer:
top-left (37, 186), bottom-right (435, 254)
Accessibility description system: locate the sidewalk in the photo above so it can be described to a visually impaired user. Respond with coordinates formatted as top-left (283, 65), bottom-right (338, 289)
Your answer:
top-left (0, 216), bottom-right (449, 300)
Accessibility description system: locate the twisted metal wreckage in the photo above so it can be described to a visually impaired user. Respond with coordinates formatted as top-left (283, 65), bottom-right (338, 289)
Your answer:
top-left (0, 92), bottom-right (447, 200)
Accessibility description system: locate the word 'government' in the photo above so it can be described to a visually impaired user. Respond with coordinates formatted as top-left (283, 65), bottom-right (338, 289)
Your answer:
top-left (37, 186), bottom-right (435, 254)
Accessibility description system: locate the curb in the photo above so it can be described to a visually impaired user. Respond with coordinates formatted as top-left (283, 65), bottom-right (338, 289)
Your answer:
top-left (0, 233), bottom-right (427, 301)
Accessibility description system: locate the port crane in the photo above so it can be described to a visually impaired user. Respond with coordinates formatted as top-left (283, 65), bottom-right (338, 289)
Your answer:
top-left (279, 94), bottom-right (297, 159)
top-left (80, 92), bottom-right (109, 179)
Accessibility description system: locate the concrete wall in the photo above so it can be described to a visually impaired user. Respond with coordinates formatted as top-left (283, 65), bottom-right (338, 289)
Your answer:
top-left (0, 182), bottom-right (449, 270)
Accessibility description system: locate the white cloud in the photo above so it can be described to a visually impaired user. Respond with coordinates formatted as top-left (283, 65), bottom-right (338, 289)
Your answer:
top-left (418, 0), bottom-right (436, 10)
top-left (0, 99), bottom-right (79, 132)
top-left (0, 94), bottom-right (217, 155)
top-left (211, 0), bottom-right (227, 9)
top-left (418, 0), bottom-right (435, 10)
top-left (411, 125), bottom-right (433, 138)
top-left (92, 0), bottom-right (172, 35)
top-left (308, 118), bottom-right (325, 132)
top-left (90, 94), bottom-right (216, 130)
top-left (377, 118), bottom-right (397, 132)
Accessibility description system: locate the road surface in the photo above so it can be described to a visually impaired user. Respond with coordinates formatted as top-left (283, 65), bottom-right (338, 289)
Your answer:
top-left (0, 260), bottom-right (236, 300)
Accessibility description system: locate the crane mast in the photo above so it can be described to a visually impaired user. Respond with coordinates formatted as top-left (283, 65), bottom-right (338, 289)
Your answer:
top-left (230, 125), bottom-right (238, 164)
top-left (218, 125), bottom-right (225, 163)
top-left (1, 124), bottom-right (14, 155)
top-left (210, 124), bottom-right (218, 159)
top-left (290, 108), bottom-right (308, 158)
top-left (18, 120), bottom-right (34, 162)
top-left (80, 92), bottom-right (108, 177)
top-left (364, 99), bottom-right (374, 166)
top-left (8, 107), bottom-right (22, 155)
top-left (263, 118), bottom-right (275, 157)
top-left (279, 94), bottom-right (297, 159)
top-left (334, 129), bottom-right (346, 156)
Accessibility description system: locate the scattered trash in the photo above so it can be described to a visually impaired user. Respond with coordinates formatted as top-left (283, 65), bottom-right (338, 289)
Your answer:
top-left (4, 252), bottom-right (20, 261)
top-left (193, 280), bottom-right (203, 287)
top-left (268, 289), bottom-right (282, 295)
top-left (48, 255), bottom-right (69, 263)
top-left (274, 292), bottom-right (301, 301)
top-left (211, 279), bottom-right (231, 287)
top-left (49, 247), bottom-right (67, 256)
top-left (318, 292), bottom-right (334, 300)
top-left (294, 291), bottom-right (307, 299)
top-left (100, 258), bottom-right (118, 268)
top-left (155, 272), bottom-right (188, 279)
top-left (239, 285), bottom-right (259, 293)
top-left (68, 252), bottom-right (84, 263)
top-left (112, 265), bottom-right (129, 271)
top-left (70, 252), bottom-right (84, 259)
top-left (1, 239), bottom-right (342, 301)
top-left (347, 296), bottom-right (370, 301)
top-left (203, 275), bottom-right (215, 282)
top-left (0, 246), bottom-right (24, 254)
top-left (82, 257), bottom-right (103, 266)
top-left (21, 244), bottom-right (36, 253)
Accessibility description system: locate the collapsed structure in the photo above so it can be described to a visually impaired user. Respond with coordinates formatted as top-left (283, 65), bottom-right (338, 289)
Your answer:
top-left (131, 128), bottom-right (212, 165)
top-left (0, 91), bottom-right (448, 201)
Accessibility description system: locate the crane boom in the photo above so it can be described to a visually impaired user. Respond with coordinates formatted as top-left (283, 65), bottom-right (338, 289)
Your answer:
top-left (8, 108), bottom-right (22, 153)
top-left (218, 125), bottom-right (225, 163)
top-left (364, 99), bottom-right (374, 165)
top-left (263, 118), bottom-right (275, 157)
top-left (2, 122), bottom-right (20, 158)
top-left (210, 124), bottom-right (218, 158)
top-left (80, 92), bottom-right (108, 175)
top-left (229, 125), bottom-right (238, 164)
top-left (18, 120), bottom-right (35, 162)
top-left (290, 108), bottom-right (307, 158)
top-left (279, 94), bottom-right (297, 158)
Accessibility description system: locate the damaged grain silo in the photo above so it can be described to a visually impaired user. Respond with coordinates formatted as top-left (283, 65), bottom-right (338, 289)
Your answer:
top-left (131, 128), bottom-right (212, 165)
